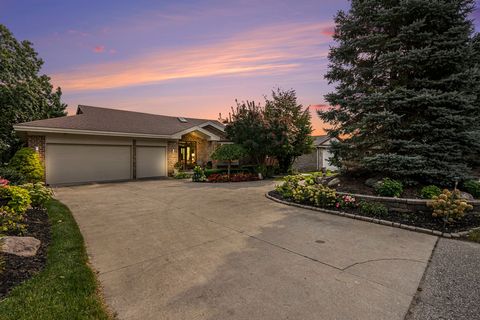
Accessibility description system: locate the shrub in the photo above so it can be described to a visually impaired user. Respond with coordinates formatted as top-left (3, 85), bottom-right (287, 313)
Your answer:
top-left (336, 194), bottom-right (358, 209)
top-left (428, 189), bottom-right (473, 222)
top-left (420, 185), bottom-right (442, 199)
top-left (174, 172), bottom-right (192, 179)
top-left (292, 185), bottom-right (318, 205)
top-left (229, 173), bottom-right (258, 182)
top-left (19, 182), bottom-right (53, 208)
top-left (8, 148), bottom-right (44, 182)
top-left (0, 206), bottom-right (26, 234)
top-left (0, 167), bottom-right (27, 185)
top-left (463, 180), bottom-right (480, 199)
top-left (192, 166), bottom-right (206, 182)
top-left (275, 175), bottom-right (305, 199)
top-left (315, 185), bottom-right (337, 208)
top-left (0, 185), bottom-right (31, 214)
top-left (374, 178), bottom-right (403, 197)
top-left (359, 201), bottom-right (388, 217)
top-left (207, 173), bottom-right (230, 182)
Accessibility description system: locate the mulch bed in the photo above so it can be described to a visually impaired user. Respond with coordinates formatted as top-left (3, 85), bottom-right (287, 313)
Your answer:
top-left (268, 191), bottom-right (480, 233)
top-left (0, 208), bottom-right (50, 298)
top-left (334, 175), bottom-right (422, 198)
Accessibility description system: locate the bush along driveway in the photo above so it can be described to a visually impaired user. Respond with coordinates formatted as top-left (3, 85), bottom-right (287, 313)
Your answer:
top-left (54, 179), bottom-right (437, 320)
top-left (0, 200), bottom-right (112, 320)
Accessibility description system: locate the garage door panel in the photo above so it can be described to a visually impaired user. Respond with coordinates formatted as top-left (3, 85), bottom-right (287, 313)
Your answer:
top-left (46, 144), bottom-right (131, 185)
top-left (136, 147), bottom-right (166, 178)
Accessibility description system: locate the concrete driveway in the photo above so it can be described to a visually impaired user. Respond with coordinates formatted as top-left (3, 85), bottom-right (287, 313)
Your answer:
top-left (55, 179), bottom-right (437, 320)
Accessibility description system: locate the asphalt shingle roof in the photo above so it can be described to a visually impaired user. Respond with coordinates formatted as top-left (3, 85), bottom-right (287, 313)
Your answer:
top-left (15, 105), bottom-right (224, 136)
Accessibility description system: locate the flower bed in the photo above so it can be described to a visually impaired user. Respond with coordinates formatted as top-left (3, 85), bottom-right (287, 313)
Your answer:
top-left (207, 173), bottom-right (259, 183)
top-left (0, 207), bottom-right (50, 297)
top-left (271, 175), bottom-right (480, 234)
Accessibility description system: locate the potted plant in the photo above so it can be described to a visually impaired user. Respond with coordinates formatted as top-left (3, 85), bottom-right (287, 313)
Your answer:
top-left (173, 161), bottom-right (183, 175)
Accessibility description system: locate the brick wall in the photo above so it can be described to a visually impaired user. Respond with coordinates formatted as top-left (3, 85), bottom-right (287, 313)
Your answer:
top-left (167, 141), bottom-right (178, 176)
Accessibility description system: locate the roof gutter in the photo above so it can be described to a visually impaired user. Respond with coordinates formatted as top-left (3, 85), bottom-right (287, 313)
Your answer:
top-left (13, 125), bottom-right (174, 140)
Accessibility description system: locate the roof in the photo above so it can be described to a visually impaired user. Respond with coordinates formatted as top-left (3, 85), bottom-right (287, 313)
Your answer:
top-left (313, 135), bottom-right (333, 146)
top-left (14, 105), bottom-right (225, 139)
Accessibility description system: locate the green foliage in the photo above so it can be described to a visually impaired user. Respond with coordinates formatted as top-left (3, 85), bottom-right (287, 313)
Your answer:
top-left (463, 180), bottom-right (480, 199)
top-left (468, 229), bottom-right (480, 243)
top-left (374, 178), bottom-right (403, 197)
top-left (359, 201), bottom-right (389, 217)
top-left (192, 165), bottom-right (207, 182)
top-left (275, 175), bottom-right (337, 208)
top-left (429, 189), bottom-right (473, 222)
top-left (0, 24), bottom-right (67, 162)
top-left (0, 185), bottom-right (31, 214)
top-left (0, 206), bottom-right (26, 234)
top-left (19, 182), bottom-right (53, 208)
top-left (0, 200), bottom-right (111, 319)
top-left (225, 100), bottom-right (269, 165)
top-left (420, 185), bottom-right (442, 199)
top-left (225, 89), bottom-right (314, 173)
top-left (8, 148), bottom-right (44, 182)
top-left (211, 144), bottom-right (245, 176)
top-left (319, 0), bottom-right (480, 184)
top-left (263, 88), bottom-right (314, 173)
top-left (0, 167), bottom-right (26, 185)
top-left (174, 172), bottom-right (192, 179)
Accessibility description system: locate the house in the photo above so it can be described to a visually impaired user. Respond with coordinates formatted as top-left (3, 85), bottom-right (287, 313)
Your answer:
top-left (293, 135), bottom-right (338, 172)
top-left (14, 105), bottom-right (228, 185)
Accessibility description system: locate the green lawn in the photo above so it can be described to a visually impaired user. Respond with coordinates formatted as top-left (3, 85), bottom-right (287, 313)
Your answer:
top-left (0, 200), bottom-right (112, 320)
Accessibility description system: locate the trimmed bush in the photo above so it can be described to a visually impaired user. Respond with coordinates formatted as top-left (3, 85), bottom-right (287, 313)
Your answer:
top-left (463, 180), bottom-right (480, 199)
top-left (0, 185), bottom-right (31, 214)
top-left (359, 201), bottom-right (388, 217)
top-left (428, 189), bottom-right (473, 222)
top-left (8, 148), bottom-right (44, 182)
top-left (0, 167), bottom-right (27, 185)
top-left (19, 182), bottom-right (53, 208)
top-left (420, 185), bottom-right (442, 199)
top-left (192, 166), bottom-right (207, 182)
top-left (374, 178), bottom-right (403, 197)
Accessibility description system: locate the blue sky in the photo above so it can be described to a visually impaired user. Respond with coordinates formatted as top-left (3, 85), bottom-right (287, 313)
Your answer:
top-left (1, 0), bottom-right (479, 133)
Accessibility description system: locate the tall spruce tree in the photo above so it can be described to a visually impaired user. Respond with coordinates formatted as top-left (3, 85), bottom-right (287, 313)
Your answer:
top-left (0, 24), bottom-right (67, 162)
top-left (319, 0), bottom-right (480, 185)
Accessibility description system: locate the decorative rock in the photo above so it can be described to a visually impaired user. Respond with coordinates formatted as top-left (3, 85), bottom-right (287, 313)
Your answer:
top-left (0, 236), bottom-right (41, 257)
top-left (365, 178), bottom-right (380, 188)
top-left (459, 191), bottom-right (474, 201)
top-left (327, 177), bottom-right (341, 187)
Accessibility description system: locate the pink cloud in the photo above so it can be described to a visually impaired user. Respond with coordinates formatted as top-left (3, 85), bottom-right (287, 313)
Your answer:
top-left (310, 104), bottom-right (332, 111)
top-left (320, 26), bottom-right (335, 37)
top-left (93, 45), bottom-right (105, 53)
top-left (52, 22), bottom-right (333, 92)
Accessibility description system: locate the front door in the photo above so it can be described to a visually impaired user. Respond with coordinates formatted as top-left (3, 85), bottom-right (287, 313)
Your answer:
top-left (178, 141), bottom-right (197, 170)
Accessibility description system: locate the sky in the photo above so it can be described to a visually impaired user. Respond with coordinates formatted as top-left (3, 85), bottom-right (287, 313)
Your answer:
top-left (1, 0), bottom-right (480, 134)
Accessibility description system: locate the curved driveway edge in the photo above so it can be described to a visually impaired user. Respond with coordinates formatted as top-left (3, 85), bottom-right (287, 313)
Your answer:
top-left (55, 179), bottom-right (437, 320)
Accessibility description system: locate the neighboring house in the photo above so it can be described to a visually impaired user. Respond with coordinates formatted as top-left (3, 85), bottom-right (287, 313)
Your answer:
top-left (293, 135), bottom-right (338, 172)
top-left (14, 105), bottom-right (228, 185)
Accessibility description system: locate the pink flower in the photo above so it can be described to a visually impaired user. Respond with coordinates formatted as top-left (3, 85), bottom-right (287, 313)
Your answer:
top-left (0, 178), bottom-right (9, 187)
top-left (336, 203), bottom-right (340, 208)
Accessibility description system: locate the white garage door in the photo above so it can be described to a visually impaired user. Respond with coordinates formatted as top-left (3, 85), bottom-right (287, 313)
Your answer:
top-left (136, 146), bottom-right (167, 178)
top-left (46, 144), bottom-right (132, 185)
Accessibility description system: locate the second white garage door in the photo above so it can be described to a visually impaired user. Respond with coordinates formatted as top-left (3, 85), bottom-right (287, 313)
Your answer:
top-left (46, 144), bottom-right (132, 185)
top-left (136, 146), bottom-right (167, 178)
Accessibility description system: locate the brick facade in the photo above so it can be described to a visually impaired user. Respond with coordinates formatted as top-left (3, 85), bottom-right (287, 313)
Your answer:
top-left (293, 148), bottom-right (318, 172)
top-left (167, 140), bottom-right (179, 176)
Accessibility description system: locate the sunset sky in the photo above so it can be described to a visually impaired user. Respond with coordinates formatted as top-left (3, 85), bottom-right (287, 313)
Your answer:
top-left (1, 0), bottom-right (480, 134)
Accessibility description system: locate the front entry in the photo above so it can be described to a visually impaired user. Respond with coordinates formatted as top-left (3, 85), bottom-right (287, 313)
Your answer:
top-left (178, 141), bottom-right (197, 170)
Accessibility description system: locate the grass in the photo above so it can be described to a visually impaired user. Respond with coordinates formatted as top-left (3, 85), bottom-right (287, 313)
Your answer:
top-left (467, 229), bottom-right (480, 243)
top-left (0, 199), bottom-right (112, 320)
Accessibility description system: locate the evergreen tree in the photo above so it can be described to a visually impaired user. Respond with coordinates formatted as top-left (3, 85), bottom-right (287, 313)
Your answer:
top-left (319, 0), bottom-right (480, 185)
top-left (0, 24), bottom-right (67, 162)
